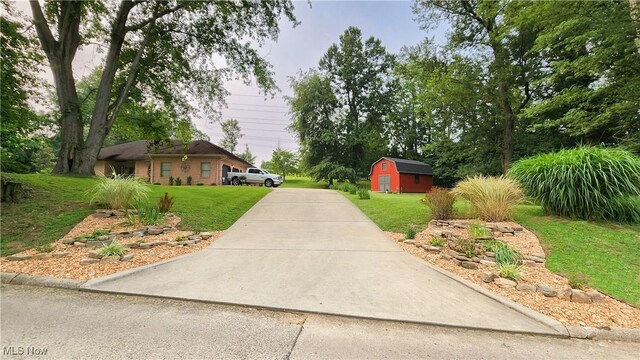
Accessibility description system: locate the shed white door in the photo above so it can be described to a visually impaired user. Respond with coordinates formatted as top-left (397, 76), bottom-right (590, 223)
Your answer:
top-left (379, 175), bottom-right (390, 192)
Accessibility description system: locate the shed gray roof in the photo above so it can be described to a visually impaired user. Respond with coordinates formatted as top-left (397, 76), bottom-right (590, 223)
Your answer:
top-left (97, 140), bottom-right (253, 167)
top-left (371, 157), bottom-right (433, 175)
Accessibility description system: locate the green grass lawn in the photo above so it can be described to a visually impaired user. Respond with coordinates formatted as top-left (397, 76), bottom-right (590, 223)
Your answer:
top-left (280, 176), bottom-right (328, 189)
top-left (1, 174), bottom-right (270, 255)
top-left (339, 188), bottom-right (639, 306)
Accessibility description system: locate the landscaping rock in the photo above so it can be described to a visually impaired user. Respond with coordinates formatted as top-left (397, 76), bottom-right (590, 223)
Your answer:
top-left (440, 230), bottom-right (454, 238)
top-left (536, 284), bottom-right (557, 297)
top-left (93, 212), bottom-right (111, 218)
top-left (439, 254), bottom-right (452, 260)
top-left (483, 256), bottom-right (496, 262)
top-left (167, 242), bottom-right (178, 247)
top-left (74, 242), bottom-right (86, 247)
top-left (586, 290), bottom-right (606, 303)
top-left (98, 235), bottom-right (115, 242)
top-left (460, 261), bottom-right (478, 270)
top-left (512, 226), bottom-right (524, 232)
top-left (148, 241), bottom-right (168, 247)
top-left (87, 251), bottom-right (103, 259)
top-left (524, 255), bottom-right (545, 263)
top-left (557, 287), bottom-right (572, 300)
top-left (482, 272), bottom-right (497, 283)
top-left (7, 255), bottom-right (32, 261)
top-left (51, 252), bottom-right (69, 258)
top-left (522, 260), bottom-right (537, 267)
top-left (471, 256), bottom-right (481, 263)
top-left (132, 231), bottom-right (145, 237)
top-left (120, 254), bottom-right (134, 262)
top-left (403, 240), bottom-right (415, 245)
top-left (497, 225), bottom-right (513, 233)
top-left (453, 254), bottom-right (471, 262)
top-left (31, 253), bottom-right (53, 259)
top-left (422, 245), bottom-right (442, 252)
top-left (516, 284), bottom-right (536, 292)
top-left (112, 210), bottom-right (125, 217)
top-left (479, 259), bottom-right (496, 266)
top-left (139, 243), bottom-right (151, 249)
top-left (101, 255), bottom-right (120, 262)
top-left (61, 238), bottom-right (76, 245)
top-left (86, 240), bottom-right (112, 248)
top-left (484, 251), bottom-right (495, 257)
top-left (452, 223), bottom-right (468, 229)
top-left (147, 227), bottom-right (164, 236)
top-left (80, 258), bottom-right (99, 265)
top-left (128, 243), bottom-right (140, 249)
top-left (200, 232), bottom-right (213, 240)
top-left (532, 252), bottom-right (546, 259)
top-left (494, 278), bottom-right (517, 288)
top-left (184, 240), bottom-right (196, 246)
top-left (571, 289), bottom-right (592, 304)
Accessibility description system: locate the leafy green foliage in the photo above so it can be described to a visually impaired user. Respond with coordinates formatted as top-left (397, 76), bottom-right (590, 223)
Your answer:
top-left (98, 243), bottom-right (125, 257)
top-left (169, 176), bottom-right (174, 186)
top-left (175, 177), bottom-right (182, 186)
top-left (357, 188), bottom-right (370, 200)
top-left (35, 244), bottom-right (54, 253)
top-left (509, 147), bottom-right (640, 221)
top-left (499, 264), bottom-right (522, 281)
top-left (450, 238), bottom-right (479, 257)
top-left (484, 240), bottom-right (523, 266)
top-left (158, 192), bottom-right (175, 213)
top-left (430, 237), bottom-right (445, 247)
top-left (220, 119), bottom-right (243, 153)
top-left (89, 173), bottom-right (150, 210)
top-left (468, 220), bottom-right (490, 239)
top-left (237, 144), bottom-right (256, 165)
top-left (452, 176), bottom-right (524, 221)
top-left (269, 148), bottom-right (298, 181)
top-left (424, 187), bottom-right (455, 220)
top-left (186, 176), bottom-right (192, 186)
top-left (405, 225), bottom-right (417, 240)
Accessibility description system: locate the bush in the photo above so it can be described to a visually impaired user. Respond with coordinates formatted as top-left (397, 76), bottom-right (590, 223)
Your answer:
top-left (186, 176), bottom-right (192, 185)
top-left (468, 220), bottom-right (490, 239)
top-left (349, 184), bottom-right (358, 195)
top-left (98, 242), bottom-right (125, 257)
top-left (168, 176), bottom-right (174, 186)
top-left (358, 188), bottom-right (370, 200)
top-left (424, 187), bottom-right (455, 220)
top-left (405, 225), bottom-right (417, 240)
top-left (89, 173), bottom-right (150, 210)
top-left (158, 192), bottom-right (175, 213)
top-left (499, 264), bottom-right (522, 281)
top-left (175, 177), bottom-right (182, 186)
top-left (452, 175), bottom-right (523, 221)
top-left (450, 238), bottom-right (479, 257)
top-left (430, 237), bottom-right (445, 247)
top-left (196, 183), bottom-right (204, 186)
top-left (510, 147), bottom-right (640, 222)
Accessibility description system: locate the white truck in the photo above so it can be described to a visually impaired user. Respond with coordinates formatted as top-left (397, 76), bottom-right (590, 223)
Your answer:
top-left (227, 168), bottom-right (283, 188)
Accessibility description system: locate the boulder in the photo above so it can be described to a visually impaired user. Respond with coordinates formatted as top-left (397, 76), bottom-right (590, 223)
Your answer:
top-left (557, 287), bottom-right (572, 301)
top-left (482, 272), bottom-right (497, 283)
top-left (132, 231), bottom-right (146, 237)
top-left (516, 284), bottom-right (536, 292)
top-left (460, 261), bottom-right (478, 270)
top-left (200, 232), bottom-right (213, 240)
top-left (571, 289), bottom-right (592, 304)
top-left (146, 227), bottom-right (164, 236)
top-left (586, 290), bottom-right (606, 303)
top-left (453, 254), bottom-right (471, 262)
top-left (536, 284), bottom-right (557, 297)
top-left (439, 254), bottom-right (452, 260)
top-left (120, 254), bottom-right (134, 261)
top-left (139, 243), bottom-right (151, 249)
top-left (80, 258), bottom-right (99, 265)
top-left (101, 255), bottom-right (120, 262)
top-left (73, 242), bottom-right (86, 247)
top-left (494, 278), bottom-right (517, 288)
top-left (403, 240), bottom-right (416, 245)
top-left (422, 245), bottom-right (442, 252)
top-left (531, 253), bottom-right (546, 259)
top-left (51, 252), bottom-right (69, 258)
top-left (479, 259), bottom-right (496, 266)
top-left (87, 251), bottom-right (103, 259)
top-left (61, 238), bottom-right (76, 245)
top-left (521, 260), bottom-right (537, 267)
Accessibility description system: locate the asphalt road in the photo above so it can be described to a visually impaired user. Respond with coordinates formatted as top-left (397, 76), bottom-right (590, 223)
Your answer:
top-left (1, 285), bottom-right (638, 360)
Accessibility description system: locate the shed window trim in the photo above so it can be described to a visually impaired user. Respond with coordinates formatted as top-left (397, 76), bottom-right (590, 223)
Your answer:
top-left (414, 174), bottom-right (420, 184)
top-left (160, 162), bottom-right (171, 177)
top-left (200, 162), bottom-right (211, 178)
top-left (381, 162), bottom-right (387, 171)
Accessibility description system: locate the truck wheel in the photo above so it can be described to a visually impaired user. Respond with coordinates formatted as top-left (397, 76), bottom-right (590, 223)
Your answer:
top-left (232, 177), bottom-right (240, 185)
top-left (265, 179), bottom-right (274, 188)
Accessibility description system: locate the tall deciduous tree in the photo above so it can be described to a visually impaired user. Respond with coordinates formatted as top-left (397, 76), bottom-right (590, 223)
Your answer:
top-left (270, 148), bottom-right (298, 180)
top-left (29, 0), bottom-right (297, 174)
top-left (238, 144), bottom-right (256, 165)
top-left (219, 119), bottom-right (243, 153)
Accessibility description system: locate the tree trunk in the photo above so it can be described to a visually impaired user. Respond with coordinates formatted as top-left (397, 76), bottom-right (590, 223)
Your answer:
top-left (497, 81), bottom-right (515, 173)
top-left (631, 0), bottom-right (640, 54)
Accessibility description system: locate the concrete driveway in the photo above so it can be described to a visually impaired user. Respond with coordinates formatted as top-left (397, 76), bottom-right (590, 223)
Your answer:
top-left (83, 188), bottom-right (566, 336)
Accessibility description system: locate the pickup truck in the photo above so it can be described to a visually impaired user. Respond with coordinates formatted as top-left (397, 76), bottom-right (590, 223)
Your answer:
top-left (227, 168), bottom-right (283, 188)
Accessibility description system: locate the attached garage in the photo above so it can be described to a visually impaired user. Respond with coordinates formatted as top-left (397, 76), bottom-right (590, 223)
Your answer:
top-left (370, 157), bottom-right (434, 193)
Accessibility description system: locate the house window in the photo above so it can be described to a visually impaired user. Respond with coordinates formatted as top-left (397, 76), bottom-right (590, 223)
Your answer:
top-left (160, 162), bottom-right (171, 177)
top-left (200, 162), bottom-right (211, 178)
top-left (414, 175), bottom-right (420, 184)
top-left (382, 162), bottom-right (387, 171)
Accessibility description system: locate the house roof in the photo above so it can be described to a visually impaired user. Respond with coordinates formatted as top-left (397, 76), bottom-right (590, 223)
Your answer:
top-left (370, 157), bottom-right (433, 176)
top-left (97, 140), bottom-right (254, 167)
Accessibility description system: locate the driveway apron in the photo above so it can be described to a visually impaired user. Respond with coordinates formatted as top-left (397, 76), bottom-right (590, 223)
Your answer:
top-left (83, 189), bottom-right (565, 335)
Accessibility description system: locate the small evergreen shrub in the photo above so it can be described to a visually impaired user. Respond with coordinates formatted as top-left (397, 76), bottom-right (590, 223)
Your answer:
top-left (89, 172), bottom-right (150, 209)
top-left (168, 176), bottom-right (174, 186)
top-left (98, 243), bottom-right (125, 257)
top-left (405, 225), bottom-right (417, 240)
top-left (175, 177), bottom-right (182, 186)
top-left (424, 187), bottom-right (455, 220)
top-left (158, 192), bottom-right (175, 213)
top-left (510, 147), bottom-right (640, 222)
top-left (186, 176), bottom-right (192, 185)
top-left (452, 175), bottom-right (523, 221)
top-left (357, 188), bottom-right (370, 199)
top-left (499, 264), bottom-right (522, 281)
top-left (196, 183), bottom-right (204, 186)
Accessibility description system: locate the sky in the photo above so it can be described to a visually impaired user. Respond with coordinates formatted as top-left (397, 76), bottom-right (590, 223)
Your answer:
top-left (13, 0), bottom-right (448, 165)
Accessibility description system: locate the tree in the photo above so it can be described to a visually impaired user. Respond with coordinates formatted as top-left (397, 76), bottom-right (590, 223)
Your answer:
top-left (29, 0), bottom-right (297, 174)
top-left (1, 5), bottom-right (46, 173)
top-left (238, 144), bottom-right (256, 165)
top-left (270, 148), bottom-right (298, 180)
top-left (219, 119), bottom-right (243, 153)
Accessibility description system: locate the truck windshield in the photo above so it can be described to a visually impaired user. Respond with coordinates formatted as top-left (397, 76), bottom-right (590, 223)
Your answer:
top-left (261, 169), bottom-right (270, 174)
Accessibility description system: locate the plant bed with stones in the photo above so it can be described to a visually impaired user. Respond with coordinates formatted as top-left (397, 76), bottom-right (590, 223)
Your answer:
top-left (387, 219), bottom-right (640, 329)
top-left (0, 211), bottom-right (223, 281)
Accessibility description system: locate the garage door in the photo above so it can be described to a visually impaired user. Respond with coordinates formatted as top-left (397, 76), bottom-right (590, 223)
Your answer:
top-left (379, 175), bottom-right (390, 192)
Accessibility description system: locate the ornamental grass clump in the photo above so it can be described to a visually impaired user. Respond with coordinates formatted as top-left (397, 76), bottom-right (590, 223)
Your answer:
top-left (90, 172), bottom-right (149, 209)
top-left (509, 146), bottom-right (640, 222)
top-left (424, 187), bottom-right (455, 220)
top-left (98, 242), bottom-right (125, 257)
top-left (452, 175), bottom-right (523, 221)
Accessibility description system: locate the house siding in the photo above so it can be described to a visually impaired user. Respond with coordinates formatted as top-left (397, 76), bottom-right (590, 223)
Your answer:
top-left (149, 156), bottom-right (250, 185)
top-left (398, 173), bottom-right (433, 193)
top-left (135, 161), bottom-right (150, 181)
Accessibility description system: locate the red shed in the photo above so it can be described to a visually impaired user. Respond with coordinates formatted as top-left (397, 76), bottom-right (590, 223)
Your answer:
top-left (370, 157), bottom-right (433, 193)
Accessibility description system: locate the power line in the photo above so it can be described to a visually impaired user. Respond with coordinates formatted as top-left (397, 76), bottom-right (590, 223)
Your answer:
top-left (227, 93), bottom-right (287, 99)
top-left (226, 108), bottom-right (288, 114)
top-left (224, 116), bottom-right (291, 123)
top-left (226, 102), bottom-right (288, 109)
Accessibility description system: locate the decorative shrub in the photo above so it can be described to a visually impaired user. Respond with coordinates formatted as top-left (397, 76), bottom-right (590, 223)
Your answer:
top-left (484, 240), bottom-right (522, 266)
top-left (452, 175), bottom-right (523, 221)
top-left (358, 188), bottom-right (370, 199)
top-left (98, 242), bottom-right (125, 257)
top-left (499, 264), bottom-right (521, 281)
top-left (196, 183), bottom-right (204, 186)
top-left (468, 220), bottom-right (490, 239)
top-left (349, 185), bottom-right (358, 195)
top-left (175, 177), bottom-right (182, 186)
top-left (89, 173), bottom-right (149, 210)
top-left (430, 237), bottom-right (445, 247)
top-left (158, 192), bottom-right (175, 213)
top-left (424, 187), bottom-right (455, 220)
top-left (168, 176), bottom-right (174, 186)
top-left (153, 182), bottom-right (161, 185)
top-left (450, 238), bottom-right (479, 257)
top-left (186, 176), bottom-right (193, 185)
top-left (405, 225), bottom-right (417, 240)
top-left (509, 146), bottom-right (640, 222)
